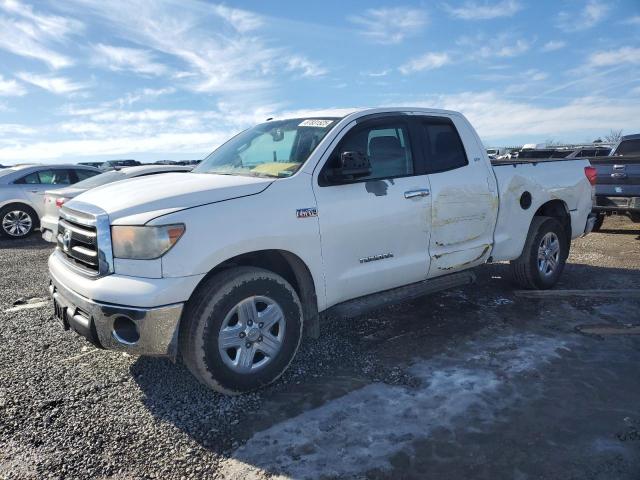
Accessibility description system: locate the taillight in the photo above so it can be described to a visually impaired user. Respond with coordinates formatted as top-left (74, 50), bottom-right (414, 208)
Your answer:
top-left (55, 197), bottom-right (67, 208)
top-left (584, 166), bottom-right (597, 186)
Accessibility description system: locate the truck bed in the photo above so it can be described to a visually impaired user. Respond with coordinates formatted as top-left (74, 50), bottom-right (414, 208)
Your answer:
top-left (490, 158), bottom-right (592, 262)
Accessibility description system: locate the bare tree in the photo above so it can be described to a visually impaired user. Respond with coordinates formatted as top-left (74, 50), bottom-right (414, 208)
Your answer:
top-left (604, 129), bottom-right (623, 143)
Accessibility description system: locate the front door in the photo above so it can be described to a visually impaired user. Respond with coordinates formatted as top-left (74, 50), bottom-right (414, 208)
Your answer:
top-left (313, 116), bottom-right (432, 307)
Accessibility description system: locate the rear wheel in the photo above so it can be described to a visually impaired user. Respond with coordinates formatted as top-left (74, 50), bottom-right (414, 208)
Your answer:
top-left (629, 213), bottom-right (640, 223)
top-left (180, 267), bottom-right (304, 395)
top-left (0, 205), bottom-right (37, 239)
top-left (510, 216), bottom-right (567, 290)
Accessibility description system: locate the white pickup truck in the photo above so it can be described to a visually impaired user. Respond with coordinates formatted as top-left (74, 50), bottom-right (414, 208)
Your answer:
top-left (48, 108), bottom-right (596, 394)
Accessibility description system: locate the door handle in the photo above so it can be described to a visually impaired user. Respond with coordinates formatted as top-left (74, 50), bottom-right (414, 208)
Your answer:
top-left (404, 189), bottom-right (430, 199)
top-left (611, 173), bottom-right (627, 179)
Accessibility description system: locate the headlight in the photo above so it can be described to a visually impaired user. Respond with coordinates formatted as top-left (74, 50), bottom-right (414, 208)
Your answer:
top-left (111, 224), bottom-right (185, 259)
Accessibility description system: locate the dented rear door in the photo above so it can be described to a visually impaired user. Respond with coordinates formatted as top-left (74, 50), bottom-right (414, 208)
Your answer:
top-left (414, 115), bottom-right (499, 277)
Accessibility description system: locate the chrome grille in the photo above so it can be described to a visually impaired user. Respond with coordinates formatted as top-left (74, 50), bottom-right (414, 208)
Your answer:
top-left (57, 202), bottom-right (114, 277)
top-left (57, 218), bottom-right (98, 271)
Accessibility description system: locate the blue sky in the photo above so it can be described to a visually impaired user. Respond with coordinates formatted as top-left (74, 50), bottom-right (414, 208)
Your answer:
top-left (0, 0), bottom-right (639, 164)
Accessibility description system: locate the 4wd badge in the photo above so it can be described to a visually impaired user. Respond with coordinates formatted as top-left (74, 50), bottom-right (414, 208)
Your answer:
top-left (296, 207), bottom-right (317, 218)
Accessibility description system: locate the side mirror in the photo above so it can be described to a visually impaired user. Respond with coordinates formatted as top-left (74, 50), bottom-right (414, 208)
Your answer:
top-left (327, 151), bottom-right (372, 183)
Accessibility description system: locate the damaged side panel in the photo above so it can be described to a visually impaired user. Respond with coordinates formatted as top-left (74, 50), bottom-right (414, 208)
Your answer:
top-left (427, 149), bottom-right (499, 275)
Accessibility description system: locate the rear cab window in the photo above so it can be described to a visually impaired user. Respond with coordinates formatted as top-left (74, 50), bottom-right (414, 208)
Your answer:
top-left (416, 117), bottom-right (468, 173)
top-left (616, 139), bottom-right (640, 156)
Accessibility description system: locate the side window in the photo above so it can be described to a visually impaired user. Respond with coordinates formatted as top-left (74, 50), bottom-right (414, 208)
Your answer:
top-left (14, 172), bottom-right (40, 184)
top-left (419, 118), bottom-right (468, 173)
top-left (74, 169), bottom-right (100, 182)
top-left (323, 119), bottom-right (414, 183)
top-left (38, 169), bottom-right (71, 185)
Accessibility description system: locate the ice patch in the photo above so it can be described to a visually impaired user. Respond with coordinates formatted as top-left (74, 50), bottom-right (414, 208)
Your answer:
top-left (223, 333), bottom-right (569, 479)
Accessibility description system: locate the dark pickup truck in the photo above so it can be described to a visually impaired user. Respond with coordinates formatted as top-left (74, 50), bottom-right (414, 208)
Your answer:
top-left (589, 134), bottom-right (640, 230)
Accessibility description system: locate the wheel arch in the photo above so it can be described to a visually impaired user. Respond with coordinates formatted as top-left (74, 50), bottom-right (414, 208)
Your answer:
top-left (0, 201), bottom-right (40, 228)
top-left (187, 249), bottom-right (320, 339)
top-left (532, 199), bottom-right (571, 255)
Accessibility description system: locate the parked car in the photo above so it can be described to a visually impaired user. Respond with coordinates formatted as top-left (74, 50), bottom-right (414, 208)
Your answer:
top-left (565, 147), bottom-right (611, 158)
top-left (78, 161), bottom-right (105, 168)
top-left (99, 160), bottom-right (141, 171)
top-left (610, 134), bottom-right (640, 157)
top-left (41, 165), bottom-right (193, 242)
top-left (48, 107), bottom-right (595, 394)
top-left (0, 165), bottom-right (101, 239)
top-left (589, 134), bottom-right (640, 229)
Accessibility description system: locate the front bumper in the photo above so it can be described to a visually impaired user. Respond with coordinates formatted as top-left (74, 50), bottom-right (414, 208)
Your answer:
top-left (49, 270), bottom-right (184, 358)
top-left (40, 214), bottom-right (58, 243)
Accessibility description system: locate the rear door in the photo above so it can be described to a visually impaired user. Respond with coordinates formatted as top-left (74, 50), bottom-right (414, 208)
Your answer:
top-left (414, 115), bottom-right (499, 277)
top-left (313, 115), bottom-right (432, 307)
top-left (21, 169), bottom-right (73, 217)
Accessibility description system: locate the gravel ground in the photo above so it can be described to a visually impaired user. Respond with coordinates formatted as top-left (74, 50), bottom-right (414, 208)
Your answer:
top-left (1, 215), bottom-right (639, 479)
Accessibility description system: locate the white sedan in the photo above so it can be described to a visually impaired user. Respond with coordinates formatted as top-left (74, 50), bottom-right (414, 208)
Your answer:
top-left (41, 164), bottom-right (193, 242)
top-left (0, 164), bottom-right (101, 239)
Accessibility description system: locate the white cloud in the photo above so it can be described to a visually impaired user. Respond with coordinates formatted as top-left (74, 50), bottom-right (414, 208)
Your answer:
top-left (399, 52), bottom-right (451, 75)
top-left (16, 72), bottom-right (88, 94)
top-left (556, 0), bottom-right (609, 31)
top-left (366, 69), bottom-right (391, 77)
top-left (0, 0), bottom-right (82, 68)
top-left (541, 40), bottom-right (566, 52)
top-left (458, 34), bottom-right (531, 59)
top-left (64, 0), bottom-right (318, 94)
top-left (112, 87), bottom-right (176, 107)
top-left (0, 75), bottom-right (26, 96)
top-left (348, 7), bottom-right (427, 45)
top-left (622, 15), bottom-right (640, 26)
top-left (0, 124), bottom-right (36, 135)
top-left (587, 47), bottom-right (640, 67)
top-left (444, 0), bottom-right (522, 20)
top-left (92, 43), bottom-right (169, 76)
top-left (406, 91), bottom-right (640, 142)
top-left (212, 5), bottom-right (263, 33)
top-left (525, 69), bottom-right (548, 81)
top-left (285, 56), bottom-right (327, 78)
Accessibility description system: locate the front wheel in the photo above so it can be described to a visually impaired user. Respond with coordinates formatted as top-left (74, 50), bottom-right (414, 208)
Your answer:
top-left (180, 267), bottom-right (304, 395)
top-left (510, 216), bottom-right (568, 290)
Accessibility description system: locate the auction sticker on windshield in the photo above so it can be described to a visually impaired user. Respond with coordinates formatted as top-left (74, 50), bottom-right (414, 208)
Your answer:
top-left (299, 119), bottom-right (334, 128)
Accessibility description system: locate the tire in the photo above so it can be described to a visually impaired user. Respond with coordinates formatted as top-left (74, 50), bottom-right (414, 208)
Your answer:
top-left (0, 204), bottom-right (38, 239)
top-left (510, 216), bottom-right (568, 290)
top-left (592, 214), bottom-right (605, 232)
top-left (629, 213), bottom-right (640, 223)
top-left (180, 267), bottom-right (304, 395)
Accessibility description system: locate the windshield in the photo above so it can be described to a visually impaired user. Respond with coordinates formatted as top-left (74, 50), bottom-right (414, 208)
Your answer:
top-left (194, 118), bottom-right (339, 178)
top-left (73, 170), bottom-right (125, 189)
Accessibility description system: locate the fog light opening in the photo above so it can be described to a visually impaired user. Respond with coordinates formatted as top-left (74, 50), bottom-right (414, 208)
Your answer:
top-left (112, 316), bottom-right (140, 345)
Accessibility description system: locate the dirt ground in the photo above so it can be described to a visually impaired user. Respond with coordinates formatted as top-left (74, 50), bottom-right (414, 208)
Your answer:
top-left (1, 215), bottom-right (639, 479)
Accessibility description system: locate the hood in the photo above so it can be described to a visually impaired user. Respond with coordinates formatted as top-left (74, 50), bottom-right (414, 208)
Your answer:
top-left (68, 173), bottom-right (273, 223)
